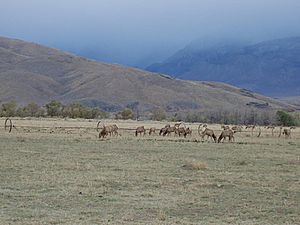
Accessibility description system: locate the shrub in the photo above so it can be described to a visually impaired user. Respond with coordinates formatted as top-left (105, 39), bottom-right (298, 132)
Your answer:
top-left (276, 111), bottom-right (297, 126)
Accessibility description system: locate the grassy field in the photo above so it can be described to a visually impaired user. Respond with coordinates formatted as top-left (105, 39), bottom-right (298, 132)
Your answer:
top-left (0, 118), bottom-right (299, 225)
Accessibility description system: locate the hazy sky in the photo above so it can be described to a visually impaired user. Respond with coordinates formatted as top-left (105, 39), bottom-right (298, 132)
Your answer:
top-left (1, 0), bottom-right (300, 66)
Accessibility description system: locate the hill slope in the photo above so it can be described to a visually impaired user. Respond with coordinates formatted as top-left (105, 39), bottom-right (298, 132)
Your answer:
top-left (0, 36), bottom-right (297, 115)
top-left (147, 37), bottom-right (300, 97)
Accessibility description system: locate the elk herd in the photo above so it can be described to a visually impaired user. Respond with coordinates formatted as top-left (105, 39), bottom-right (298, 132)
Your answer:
top-left (98, 121), bottom-right (297, 142)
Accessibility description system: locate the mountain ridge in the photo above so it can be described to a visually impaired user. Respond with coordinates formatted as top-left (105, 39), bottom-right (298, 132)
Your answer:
top-left (146, 37), bottom-right (300, 97)
top-left (0, 36), bottom-right (298, 116)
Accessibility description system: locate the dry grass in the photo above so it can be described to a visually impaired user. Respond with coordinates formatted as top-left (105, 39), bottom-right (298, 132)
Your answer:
top-left (0, 118), bottom-right (299, 224)
top-left (182, 162), bottom-right (208, 170)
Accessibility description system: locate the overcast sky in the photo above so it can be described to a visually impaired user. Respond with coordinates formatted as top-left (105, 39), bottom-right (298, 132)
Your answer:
top-left (1, 0), bottom-right (300, 66)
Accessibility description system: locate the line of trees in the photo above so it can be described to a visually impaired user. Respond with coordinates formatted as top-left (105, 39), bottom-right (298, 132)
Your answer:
top-left (0, 100), bottom-right (299, 126)
top-left (0, 100), bottom-right (108, 119)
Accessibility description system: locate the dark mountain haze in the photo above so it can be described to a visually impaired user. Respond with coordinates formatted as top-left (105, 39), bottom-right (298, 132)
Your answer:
top-left (147, 37), bottom-right (300, 97)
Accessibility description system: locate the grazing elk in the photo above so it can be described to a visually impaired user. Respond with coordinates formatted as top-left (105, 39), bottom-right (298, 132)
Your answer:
top-left (283, 129), bottom-right (291, 138)
top-left (149, 127), bottom-right (156, 135)
top-left (231, 125), bottom-right (242, 133)
top-left (135, 126), bottom-right (146, 136)
top-left (159, 127), bottom-right (168, 136)
top-left (218, 129), bottom-right (235, 143)
top-left (281, 128), bottom-right (292, 138)
top-left (245, 125), bottom-right (256, 136)
top-left (99, 127), bottom-right (108, 138)
top-left (200, 128), bottom-right (217, 142)
top-left (266, 125), bottom-right (275, 136)
top-left (111, 124), bottom-right (119, 136)
top-left (184, 127), bottom-right (192, 137)
top-left (163, 126), bottom-right (177, 136)
top-left (175, 127), bottom-right (186, 137)
top-left (99, 124), bottom-right (118, 138)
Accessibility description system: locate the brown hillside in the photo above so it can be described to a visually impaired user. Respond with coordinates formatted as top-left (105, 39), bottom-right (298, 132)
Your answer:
top-left (0, 36), bottom-right (297, 114)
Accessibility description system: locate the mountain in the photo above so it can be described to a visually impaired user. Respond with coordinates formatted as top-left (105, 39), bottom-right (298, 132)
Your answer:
top-left (147, 37), bottom-right (300, 97)
top-left (0, 36), bottom-right (297, 116)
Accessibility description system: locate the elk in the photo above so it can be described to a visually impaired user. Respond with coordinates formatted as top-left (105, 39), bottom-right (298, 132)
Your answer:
top-left (99, 127), bottom-right (108, 138)
top-left (159, 127), bottom-right (168, 136)
top-left (163, 126), bottom-right (177, 136)
top-left (245, 125), bottom-right (256, 136)
top-left (111, 124), bottom-right (119, 136)
top-left (149, 127), bottom-right (156, 135)
top-left (231, 125), bottom-right (242, 133)
top-left (106, 124), bottom-right (118, 136)
top-left (218, 129), bottom-right (235, 143)
top-left (282, 128), bottom-right (292, 138)
top-left (135, 126), bottom-right (146, 136)
top-left (266, 125), bottom-right (275, 136)
top-left (98, 125), bottom-right (118, 138)
top-left (200, 128), bottom-right (217, 142)
top-left (175, 127), bottom-right (186, 137)
top-left (184, 127), bottom-right (192, 137)
top-left (159, 124), bottom-right (170, 135)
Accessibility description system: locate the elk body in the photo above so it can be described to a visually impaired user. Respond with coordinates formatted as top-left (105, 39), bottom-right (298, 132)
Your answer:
top-left (245, 125), bottom-right (256, 136)
top-left (149, 127), bottom-right (156, 135)
top-left (201, 128), bottom-right (217, 142)
top-left (218, 129), bottom-right (235, 143)
top-left (184, 127), bottom-right (192, 137)
top-left (283, 128), bottom-right (291, 138)
top-left (175, 127), bottom-right (192, 138)
top-left (162, 126), bottom-right (177, 136)
top-left (159, 124), bottom-right (170, 135)
top-left (231, 125), bottom-right (242, 133)
top-left (98, 124), bottom-right (118, 138)
top-left (175, 127), bottom-right (186, 136)
top-left (106, 124), bottom-right (119, 136)
top-left (99, 128), bottom-right (108, 138)
top-left (135, 126), bottom-right (146, 136)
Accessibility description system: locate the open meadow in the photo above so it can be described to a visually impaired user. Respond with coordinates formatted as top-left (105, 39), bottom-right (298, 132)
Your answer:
top-left (0, 118), bottom-right (299, 225)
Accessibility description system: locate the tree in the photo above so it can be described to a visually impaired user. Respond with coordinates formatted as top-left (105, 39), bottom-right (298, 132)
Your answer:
top-left (151, 109), bottom-right (166, 121)
top-left (115, 108), bottom-right (134, 120)
top-left (45, 100), bottom-right (63, 117)
top-left (276, 111), bottom-right (297, 126)
top-left (0, 101), bottom-right (17, 117)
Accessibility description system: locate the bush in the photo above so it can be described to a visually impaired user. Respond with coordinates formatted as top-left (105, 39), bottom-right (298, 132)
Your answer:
top-left (115, 108), bottom-right (135, 120)
top-left (45, 100), bottom-right (63, 117)
top-left (276, 111), bottom-right (297, 126)
top-left (151, 109), bottom-right (166, 121)
top-left (0, 101), bottom-right (17, 117)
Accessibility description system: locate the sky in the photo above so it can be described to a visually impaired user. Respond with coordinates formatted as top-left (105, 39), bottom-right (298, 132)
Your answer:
top-left (1, 0), bottom-right (300, 67)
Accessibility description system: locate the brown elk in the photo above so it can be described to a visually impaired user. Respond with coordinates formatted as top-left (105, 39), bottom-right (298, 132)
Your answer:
top-left (149, 127), bottom-right (156, 135)
top-left (159, 127), bottom-right (168, 136)
top-left (99, 124), bottom-right (118, 138)
top-left (231, 125), bottom-right (242, 133)
top-left (111, 124), bottom-right (119, 136)
top-left (282, 128), bottom-right (292, 138)
top-left (175, 127), bottom-right (186, 137)
top-left (266, 125), bottom-right (275, 136)
top-left (135, 126), bottom-right (146, 136)
top-left (245, 125), bottom-right (256, 136)
top-left (184, 127), bottom-right (192, 137)
top-left (163, 126), bottom-right (177, 136)
top-left (218, 129), bottom-right (235, 143)
top-left (201, 128), bottom-right (217, 142)
top-left (99, 127), bottom-right (108, 138)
